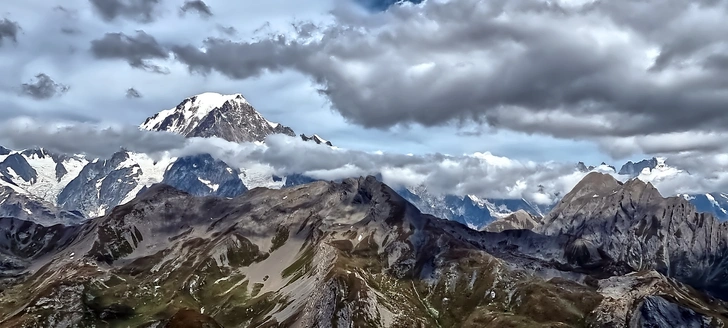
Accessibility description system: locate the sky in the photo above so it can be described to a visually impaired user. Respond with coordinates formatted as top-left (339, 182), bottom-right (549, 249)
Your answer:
top-left (2, 0), bottom-right (728, 201)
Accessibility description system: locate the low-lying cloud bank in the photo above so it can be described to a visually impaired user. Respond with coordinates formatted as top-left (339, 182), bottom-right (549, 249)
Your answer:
top-left (0, 118), bottom-right (725, 204)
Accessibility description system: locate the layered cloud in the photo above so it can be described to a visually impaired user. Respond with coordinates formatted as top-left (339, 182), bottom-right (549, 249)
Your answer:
top-left (89, 0), bottom-right (162, 23)
top-left (162, 0), bottom-right (728, 144)
top-left (4, 118), bottom-right (728, 204)
top-left (0, 117), bottom-right (186, 157)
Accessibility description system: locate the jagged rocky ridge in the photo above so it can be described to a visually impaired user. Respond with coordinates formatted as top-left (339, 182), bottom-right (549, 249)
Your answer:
top-left (300, 134), bottom-right (333, 146)
top-left (0, 176), bottom-right (727, 327)
top-left (538, 172), bottom-right (728, 299)
top-left (482, 210), bottom-right (542, 233)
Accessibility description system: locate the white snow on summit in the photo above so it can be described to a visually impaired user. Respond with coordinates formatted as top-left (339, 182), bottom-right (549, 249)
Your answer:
top-left (140, 93), bottom-right (244, 134)
top-left (140, 92), bottom-right (286, 136)
top-left (0, 150), bottom-right (87, 205)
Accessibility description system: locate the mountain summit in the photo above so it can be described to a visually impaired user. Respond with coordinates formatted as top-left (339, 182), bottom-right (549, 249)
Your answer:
top-left (140, 92), bottom-right (295, 143)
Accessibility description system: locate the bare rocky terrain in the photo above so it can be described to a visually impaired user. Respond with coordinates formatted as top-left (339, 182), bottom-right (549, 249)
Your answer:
top-left (1, 174), bottom-right (727, 327)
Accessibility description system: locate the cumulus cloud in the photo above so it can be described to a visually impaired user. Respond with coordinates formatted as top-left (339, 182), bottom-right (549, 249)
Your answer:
top-left (180, 0), bottom-right (213, 18)
top-left (20, 74), bottom-right (70, 100)
top-left (166, 135), bottom-right (589, 205)
top-left (89, 0), bottom-right (162, 23)
top-left (166, 0), bottom-right (728, 146)
top-left (0, 18), bottom-right (20, 46)
top-left (90, 31), bottom-right (170, 73)
top-left (126, 87), bottom-right (142, 98)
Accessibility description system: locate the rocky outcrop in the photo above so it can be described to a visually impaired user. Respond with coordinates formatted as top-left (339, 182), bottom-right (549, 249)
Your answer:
top-left (483, 210), bottom-right (542, 232)
top-left (0, 154), bottom-right (37, 184)
top-left (0, 185), bottom-right (84, 226)
top-left (538, 172), bottom-right (728, 299)
top-left (619, 158), bottom-right (659, 177)
top-left (57, 151), bottom-right (141, 217)
top-left (300, 134), bottom-right (333, 146)
top-left (162, 154), bottom-right (247, 198)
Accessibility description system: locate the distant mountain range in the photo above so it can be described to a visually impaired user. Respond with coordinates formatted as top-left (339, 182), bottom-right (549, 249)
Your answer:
top-left (1, 92), bottom-right (726, 231)
top-left (0, 93), bottom-right (561, 229)
top-left (2, 92), bottom-right (728, 326)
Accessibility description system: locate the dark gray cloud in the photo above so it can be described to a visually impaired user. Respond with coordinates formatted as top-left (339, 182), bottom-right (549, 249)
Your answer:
top-left (216, 25), bottom-right (237, 36)
top-left (167, 0), bottom-right (728, 142)
top-left (704, 54), bottom-right (728, 71)
top-left (180, 0), bottom-right (212, 18)
top-left (90, 31), bottom-right (170, 73)
top-left (0, 18), bottom-right (20, 46)
top-left (60, 27), bottom-right (81, 35)
top-left (20, 74), bottom-right (70, 100)
top-left (170, 36), bottom-right (304, 78)
top-left (89, 0), bottom-right (162, 23)
top-left (126, 87), bottom-right (142, 98)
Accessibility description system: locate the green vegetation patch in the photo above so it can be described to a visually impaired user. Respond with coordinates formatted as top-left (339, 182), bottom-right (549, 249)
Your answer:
top-left (281, 244), bottom-right (316, 282)
top-left (270, 225), bottom-right (290, 253)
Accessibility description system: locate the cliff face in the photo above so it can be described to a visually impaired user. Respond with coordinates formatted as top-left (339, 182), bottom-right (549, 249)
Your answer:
top-left (537, 172), bottom-right (728, 298)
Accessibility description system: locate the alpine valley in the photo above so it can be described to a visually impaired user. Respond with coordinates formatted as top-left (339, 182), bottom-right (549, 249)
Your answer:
top-left (2, 93), bottom-right (728, 327)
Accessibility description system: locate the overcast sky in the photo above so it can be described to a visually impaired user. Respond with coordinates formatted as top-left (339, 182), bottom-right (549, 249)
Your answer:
top-left (2, 0), bottom-right (728, 199)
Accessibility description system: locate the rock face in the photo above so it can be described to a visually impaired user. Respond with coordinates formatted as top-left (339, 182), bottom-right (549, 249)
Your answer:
top-left (161, 154), bottom-right (247, 198)
top-left (57, 151), bottom-right (141, 217)
top-left (140, 92), bottom-right (295, 143)
top-left (619, 158), bottom-right (658, 177)
top-left (0, 185), bottom-right (84, 227)
top-left (590, 271), bottom-right (728, 327)
top-left (1, 177), bottom-right (727, 327)
top-left (537, 172), bottom-right (728, 299)
top-left (483, 210), bottom-right (541, 232)
top-left (300, 134), bottom-right (333, 146)
top-left (0, 148), bottom-right (87, 207)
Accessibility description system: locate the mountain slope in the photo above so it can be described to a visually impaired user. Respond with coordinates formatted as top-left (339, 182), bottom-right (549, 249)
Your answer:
top-left (0, 148), bottom-right (87, 206)
top-left (483, 210), bottom-right (541, 233)
top-left (1, 177), bottom-right (727, 327)
top-left (537, 172), bottom-right (728, 299)
top-left (140, 92), bottom-right (295, 143)
top-left (0, 184), bottom-right (84, 227)
top-left (618, 157), bottom-right (659, 177)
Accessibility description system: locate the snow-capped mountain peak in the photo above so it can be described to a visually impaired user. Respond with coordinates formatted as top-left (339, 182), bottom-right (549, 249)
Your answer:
top-left (140, 92), bottom-right (295, 143)
top-left (300, 133), bottom-right (334, 146)
top-left (140, 92), bottom-right (246, 135)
